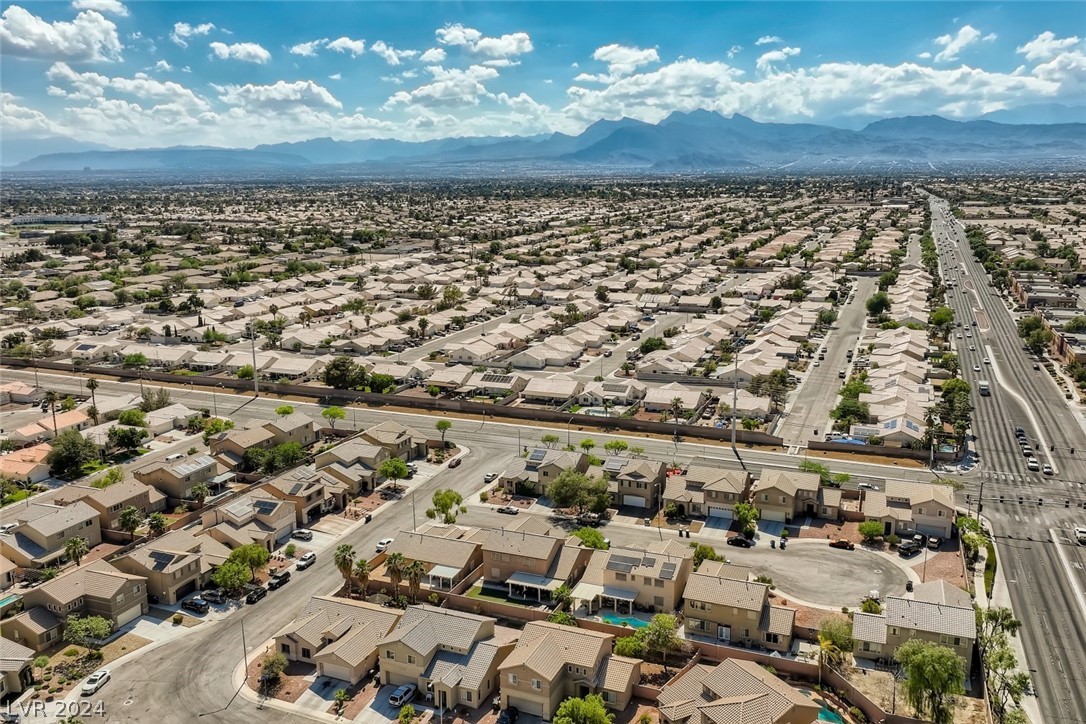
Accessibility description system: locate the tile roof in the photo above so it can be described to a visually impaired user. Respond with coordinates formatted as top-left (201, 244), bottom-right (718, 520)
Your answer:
top-left (33, 560), bottom-right (145, 605)
top-left (596, 655), bottom-right (641, 692)
top-left (8, 606), bottom-right (61, 635)
top-left (278, 595), bottom-right (401, 667)
top-left (684, 572), bottom-right (768, 611)
top-left (87, 479), bottom-right (165, 509)
top-left (753, 470), bottom-right (820, 497)
top-left (851, 612), bottom-right (888, 645)
top-left (482, 529), bottom-right (562, 560)
top-left (21, 501), bottom-right (99, 537)
top-left (379, 605), bottom-right (490, 657)
top-left (499, 621), bottom-right (610, 679)
top-left (885, 597), bottom-right (976, 640)
top-left (658, 659), bottom-right (818, 724)
top-left (385, 532), bottom-right (479, 571)
top-left (912, 580), bottom-right (973, 608)
top-left (0, 637), bottom-right (35, 672)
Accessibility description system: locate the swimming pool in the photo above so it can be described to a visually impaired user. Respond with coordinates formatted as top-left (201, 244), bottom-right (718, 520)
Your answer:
top-left (818, 706), bottom-right (844, 723)
top-left (600, 613), bottom-right (649, 629)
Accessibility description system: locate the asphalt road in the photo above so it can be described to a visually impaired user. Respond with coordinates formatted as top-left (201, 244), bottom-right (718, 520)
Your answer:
top-left (928, 195), bottom-right (1086, 723)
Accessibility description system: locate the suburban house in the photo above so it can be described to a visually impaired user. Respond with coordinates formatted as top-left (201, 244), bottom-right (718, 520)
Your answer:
top-left (111, 529), bottom-right (232, 605)
top-left (3, 560), bottom-right (148, 651)
top-left (12, 409), bottom-right (90, 442)
top-left (263, 412), bottom-right (319, 446)
top-left (382, 528), bottom-right (486, 591)
top-left (0, 638), bottom-right (35, 699)
top-left (261, 467), bottom-right (349, 525)
top-left (499, 449), bottom-right (589, 497)
top-left (681, 560), bottom-right (795, 652)
top-left (662, 466), bottom-right (751, 520)
top-left (314, 439), bottom-right (391, 493)
top-left (480, 529), bottom-right (591, 604)
top-left (360, 420), bottom-right (429, 461)
top-left (571, 539), bottom-right (694, 615)
top-left (378, 605), bottom-right (519, 710)
top-left (498, 621), bottom-right (641, 720)
top-left (134, 454), bottom-right (220, 501)
top-left (657, 659), bottom-right (820, 724)
top-left (207, 426), bottom-right (276, 470)
top-left (604, 458), bottom-right (666, 510)
top-left (54, 479), bottom-right (167, 531)
top-left (274, 596), bottom-right (402, 684)
top-left (0, 442), bottom-right (52, 484)
top-left (852, 580), bottom-right (976, 675)
top-left (749, 470), bottom-right (821, 523)
top-left (200, 491), bottom-right (295, 551)
top-left (861, 481), bottom-right (955, 539)
top-left (1, 501), bottom-right (102, 568)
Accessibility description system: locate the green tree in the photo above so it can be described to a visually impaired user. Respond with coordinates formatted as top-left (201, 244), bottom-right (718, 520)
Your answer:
top-left (334, 688), bottom-right (350, 714)
top-left (860, 598), bottom-right (883, 614)
top-left (895, 639), bottom-right (965, 724)
top-left (148, 512), bottom-right (168, 536)
top-left (385, 551), bottom-right (406, 590)
top-left (44, 389), bottom-right (59, 436)
top-left (399, 705), bottom-right (416, 724)
top-left (819, 617), bottom-right (853, 651)
top-left (85, 377), bottom-right (100, 424)
top-left (436, 419), bottom-right (452, 448)
top-left (603, 440), bottom-right (629, 456)
top-left (123, 353), bottom-right (148, 367)
top-left (1026, 328), bottom-right (1053, 355)
top-left (63, 614), bottom-right (112, 649)
top-left (334, 544), bottom-right (356, 592)
top-left (227, 543), bottom-right (270, 582)
top-left (190, 482), bottom-right (211, 506)
top-left (321, 406), bottom-right (346, 430)
top-left (639, 337), bottom-right (668, 354)
top-left (405, 559), bottom-right (426, 603)
top-left (547, 610), bottom-right (578, 626)
top-left (614, 633), bottom-right (646, 658)
top-left (643, 613), bottom-right (683, 672)
top-left (118, 506), bottom-right (143, 540)
top-left (262, 651), bottom-right (288, 679)
top-left (689, 542), bottom-right (724, 569)
top-left (65, 536), bottom-right (89, 566)
top-left (108, 425), bottom-right (148, 452)
top-left (368, 373), bottom-right (397, 394)
top-left (210, 559), bottom-right (249, 594)
top-left (865, 291), bottom-right (892, 317)
top-left (427, 488), bottom-right (465, 524)
top-left (32, 655), bottom-right (49, 683)
top-left (541, 433), bottom-right (560, 448)
top-left (117, 409), bottom-right (147, 427)
top-left (573, 527), bottom-right (609, 549)
top-left (579, 438), bottom-right (596, 454)
top-left (91, 465), bottom-right (124, 489)
top-left (929, 305), bottom-right (955, 329)
top-left (733, 502), bottom-right (759, 534)
top-left (547, 470), bottom-right (609, 513)
top-left (378, 458), bottom-right (409, 489)
top-left (553, 694), bottom-right (614, 724)
top-left (275, 405), bottom-right (294, 417)
top-left (858, 520), bottom-right (884, 541)
top-left (236, 364), bottom-right (255, 380)
top-left (322, 355), bottom-right (365, 389)
top-left (353, 558), bottom-right (371, 595)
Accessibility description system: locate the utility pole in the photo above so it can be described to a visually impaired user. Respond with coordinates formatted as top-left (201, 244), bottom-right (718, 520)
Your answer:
top-left (248, 322), bottom-right (259, 395)
top-left (411, 490), bottom-right (417, 531)
top-left (731, 336), bottom-right (747, 470)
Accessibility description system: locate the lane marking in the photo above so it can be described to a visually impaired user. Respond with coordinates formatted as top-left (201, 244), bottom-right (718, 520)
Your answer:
top-left (1048, 528), bottom-right (1086, 623)
top-left (987, 343), bottom-right (1056, 475)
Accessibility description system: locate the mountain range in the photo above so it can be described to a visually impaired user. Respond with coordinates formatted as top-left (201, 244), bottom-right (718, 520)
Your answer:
top-left (6, 109), bottom-right (1086, 173)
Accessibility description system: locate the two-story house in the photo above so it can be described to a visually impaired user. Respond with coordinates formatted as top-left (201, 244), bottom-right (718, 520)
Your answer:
top-left (1, 501), bottom-right (101, 568)
top-left (852, 580), bottom-right (976, 675)
top-left (3, 560), bottom-right (147, 651)
top-left (571, 539), bottom-right (694, 616)
top-left (500, 449), bottom-right (589, 497)
top-left (0, 638), bottom-right (35, 699)
top-left (314, 439), bottom-right (391, 493)
top-left (360, 420), bottom-right (428, 461)
top-left (681, 560), bottom-right (796, 652)
top-left (54, 479), bottom-right (167, 531)
top-left (498, 621), bottom-right (641, 720)
top-left (274, 596), bottom-right (402, 684)
top-left (749, 470), bottom-right (821, 523)
top-left (133, 455), bottom-right (220, 502)
top-left (662, 466), bottom-right (751, 520)
top-left (605, 458), bottom-right (666, 510)
top-left (200, 491), bottom-right (295, 551)
top-left (111, 529), bottom-right (232, 604)
top-left (657, 659), bottom-right (819, 724)
top-left (207, 426), bottom-right (276, 470)
top-left (383, 527), bottom-right (486, 591)
top-left (481, 529), bottom-right (591, 604)
top-left (263, 412), bottom-right (319, 447)
top-left (862, 481), bottom-right (955, 539)
top-left (261, 467), bottom-right (348, 525)
top-left (378, 605), bottom-right (518, 710)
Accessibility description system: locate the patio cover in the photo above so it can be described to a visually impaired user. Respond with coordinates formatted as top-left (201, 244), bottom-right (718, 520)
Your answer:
top-left (507, 571), bottom-right (563, 592)
top-left (571, 582), bottom-right (604, 601)
top-left (429, 564), bottom-right (461, 580)
top-left (601, 585), bottom-right (638, 601)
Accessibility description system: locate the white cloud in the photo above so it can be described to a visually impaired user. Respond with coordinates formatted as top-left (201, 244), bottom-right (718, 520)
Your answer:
top-left (933, 25), bottom-right (985, 63)
top-left (1017, 31), bottom-right (1081, 61)
top-left (592, 44), bottom-right (659, 78)
top-left (0, 5), bottom-right (122, 62)
top-left (71, 0), bottom-right (127, 16)
top-left (419, 47), bottom-right (445, 63)
top-left (756, 46), bottom-right (800, 71)
top-left (755, 35), bottom-right (782, 45)
top-left (290, 38), bottom-right (327, 57)
top-left (917, 52), bottom-right (932, 60)
top-left (209, 41), bottom-right (270, 64)
top-left (328, 72), bottom-right (341, 80)
top-left (371, 40), bottom-right (418, 65)
top-left (727, 45), bottom-right (742, 59)
top-left (381, 75), bottom-right (403, 85)
top-left (46, 61), bottom-right (209, 111)
top-left (217, 79), bottom-right (342, 111)
top-left (435, 23), bottom-right (532, 59)
top-left (154, 59), bottom-right (171, 71)
top-left (1, 91), bottom-right (58, 136)
top-left (384, 64), bottom-right (499, 109)
top-left (327, 36), bottom-right (365, 57)
top-left (170, 21), bottom-right (214, 48)
top-left (983, 33), bottom-right (998, 42)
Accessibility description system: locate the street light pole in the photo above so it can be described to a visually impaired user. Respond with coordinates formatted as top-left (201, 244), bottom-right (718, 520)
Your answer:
top-left (731, 337), bottom-right (748, 470)
top-left (248, 322), bottom-right (259, 395)
top-left (567, 416), bottom-right (574, 448)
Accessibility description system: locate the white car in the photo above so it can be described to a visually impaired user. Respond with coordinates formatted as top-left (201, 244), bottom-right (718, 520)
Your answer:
top-left (164, 453), bottom-right (184, 462)
top-left (0, 523), bottom-right (16, 535)
top-left (858, 482), bottom-right (878, 490)
top-left (1074, 526), bottom-right (1086, 545)
top-left (376, 538), bottom-right (394, 552)
top-left (82, 669), bottom-right (111, 696)
top-left (983, 358), bottom-right (990, 365)
top-left (1026, 458), bottom-right (1040, 472)
top-left (973, 365), bottom-right (981, 373)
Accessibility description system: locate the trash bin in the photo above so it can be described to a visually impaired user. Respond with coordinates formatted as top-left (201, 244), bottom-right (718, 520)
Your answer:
top-left (365, 513), bottom-right (372, 523)
top-left (644, 517), bottom-right (651, 526)
top-left (770, 539), bottom-right (776, 549)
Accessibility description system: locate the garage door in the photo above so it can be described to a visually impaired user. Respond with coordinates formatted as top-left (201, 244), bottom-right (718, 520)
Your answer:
top-left (384, 671), bottom-right (415, 687)
top-left (760, 509), bottom-right (787, 522)
top-left (507, 696), bottom-right (544, 718)
top-left (319, 663), bottom-right (356, 684)
top-left (115, 604), bottom-right (143, 628)
top-left (707, 506), bottom-right (732, 519)
top-left (622, 495), bottom-right (647, 508)
top-left (173, 579), bottom-right (197, 602)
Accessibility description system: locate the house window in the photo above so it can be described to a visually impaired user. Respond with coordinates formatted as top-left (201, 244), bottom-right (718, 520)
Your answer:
top-left (938, 510), bottom-right (946, 517)
top-left (386, 650), bottom-right (395, 660)
top-left (764, 633), bottom-right (780, 644)
top-left (408, 655), bottom-right (416, 664)
top-left (302, 648), bottom-right (311, 658)
top-left (542, 471), bottom-right (548, 478)
top-left (465, 692), bottom-right (472, 703)
top-left (918, 507), bottom-right (926, 515)
top-left (941, 635), bottom-right (962, 646)
top-left (780, 496), bottom-right (786, 504)
top-left (708, 491), bottom-right (716, 499)
top-left (654, 579), bottom-right (664, 588)
top-left (890, 627), bottom-right (898, 636)
top-left (508, 674), bottom-right (518, 685)
top-left (532, 679), bottom-right (541, 690)
top-left (615, 573), bottom-right (627, 581)
top-left (760, 494), bottom-right (768, 502)
top-left (281, 644), bottom-right (290, 654)
top-left (654, 596), bottom-right (664, 607)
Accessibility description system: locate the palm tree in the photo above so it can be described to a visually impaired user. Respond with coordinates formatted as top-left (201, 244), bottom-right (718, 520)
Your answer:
top-left (65, 536), bottom-right (89, 566)
top-left (417, 317), bottom-right (429, 339)
top-left (816, 633), bottom-right (843, 686)
top-left (670, 396), bottom-right (684, 423)
top-left (352, 558), bottom-right (371, 595)
top-left (86, 378), bottom-right (100, 424)
top-left (44, 390), bottom-right (59, 436)
top-left (405, 559), bottom-right (426, 603)
top-left (148, 512), bottom-right (168, 536)
top-left (334, 544), bottom-right (356, 593)
top-left (118, 506), bottom-right (143, 541)
top-left (190, 482), bottom-right (211, 507)
top-left (385, 551), bottom-right (406, 592)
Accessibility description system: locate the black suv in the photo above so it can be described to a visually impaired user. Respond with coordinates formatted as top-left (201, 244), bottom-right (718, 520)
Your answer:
top-left (267, 570), bottom-right (291, 590)
top-left (181, 597), bottom-right (209, 614)
top-left (245, 585), bottom-right (268, 604)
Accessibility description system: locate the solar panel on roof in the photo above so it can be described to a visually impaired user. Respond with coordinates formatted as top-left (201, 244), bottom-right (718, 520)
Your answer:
top-left (481, 373), bottom-right (513, 384)
top-left (606, 560), bottom-right (634, 573)
top-left (527, 449), bottom-right (547, 463)
top-left (603, 458), bottom-right (624, 473)
top-left (642, 556), bottom-right (656, 567)
top-left (660, 562), bottom-right (677, 580)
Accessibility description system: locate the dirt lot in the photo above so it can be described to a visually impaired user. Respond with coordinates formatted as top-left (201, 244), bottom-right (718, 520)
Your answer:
top-left (843, 665), bottom-right (988, 724)
top-left (245, 654), bottom-right (315, 703)
top-left (796, 519), bottom-right (862, 542)
top-left (324, 674), bottom-right (382, 718)
top-left (911, 550), bottom-right (968, 591)
top-left (33, 634), bottom-right (152, 700)
top-left (771, 597), bottom-right (849, 633)
top-left (803, 449), bottom-right (927, 468)
top-left (484, 487), bottom-right (535, 509)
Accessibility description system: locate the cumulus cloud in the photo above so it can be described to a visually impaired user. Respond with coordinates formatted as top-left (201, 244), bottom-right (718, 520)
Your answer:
top-left (154, 59), bottom-right (171, 71)
top-left (755, 35), bottom-right (782, 45)
top-left (170, 22), bottom-right (214, 48)
top-left (419, 47), bottom-right (445, 63)
top-left (756, 46), bottom-right (800, 71)
top-left (933, 25), bottom-right (994, 63)
top-left (45, 61), bottom-right (210, 112)
top-left (1, 91), bottom-right (58, 135)
top-left (327, 36), bottom-right (365, 57)
top-left (1017, 31), bottom-right (1081, 61)
top-left (290, 38), bottom-right (328, 57)
top-left (917, 52), bottom-right (932, 60)
top-left (370, 40), bottom-right (418, 65)
top-left (727, 45), bottom-right (742, 59)
top-left (217, 79), bottom-right (342, 111)
top-left (592, 44), bottom-right (659, 78)
top-left (328, 72), bottom-right (341, 80)
top-left (384, 63), bottom-right (499, 109)
top-left (71, 0), bottom-right (127, 16)
top-left (0, 5), bottom-right (122, 62)
top-left (209, 41), bottom-right (270, 64)
top-left (435, 23), bottom-right (532, 58)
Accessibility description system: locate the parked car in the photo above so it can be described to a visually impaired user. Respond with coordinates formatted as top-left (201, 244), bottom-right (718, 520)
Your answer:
top-left (201, 589), bottom-right (226, 604)
top-left (857, 482), bottom-right (878, 490)
top-left (898, 541), bottom-right (921, 556)
top-left (291, 529), bottom-right (314, 541)
top-left (268, 570), bottom-right (291, 590)
top-left (389, 684), bottom-right (417, 707)
top-left (0, 523), bottom-right (17, 535)
top-left (484, 472), bottom-right (499, 483)
top-left (82, 669), bottom-right (111, 696)
top-left (245, 585), bottom-right (268, 604)
top-left (181, 597), bottom-right (209, 614)
top-left (497, 707), bottom-right (520, 724)
top-left (828, 539), bottom-right (855, 550)
top-left (1026, 458), bottom-right (1040, 472)
top-left (296, 551), bottom-right (317, 569)
top-left (1042, 463), bottom-right (1054, 476)
top-left (376, 538), bottom-right (394, 552)
top-left (164, 453), bottom-right (184, 462)
top-left (497, 505), bottom-right (519, 515)
top-left (603, 350), bottom-right (612, 357)
top-left (448, 457), bottom-right (462, 468)
top-left (1074, 526), bottom-right (1086, 545)
top-left (726, 536), bottom-right (754, 548)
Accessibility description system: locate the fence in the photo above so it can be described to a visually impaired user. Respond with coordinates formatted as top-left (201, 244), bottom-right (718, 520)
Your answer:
top-left (442, 591), bottom-right (552, 623)
top-left (822, 667), bottom-right (929, 724)
top-left (807, 439), bottom-right (955, 462)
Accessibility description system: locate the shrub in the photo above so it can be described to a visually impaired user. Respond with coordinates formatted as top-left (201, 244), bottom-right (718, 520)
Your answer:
top-left (63, 648), bottom-right (80, 657)
top-left (172, 613), bottom-right (184, 624)
top-left (886, 534), bottom-right (901, 546)
top-left (480, 491), bottom-right (489, 502)
top-left (639, 714), bottom-right (653, 724)
top-left (284, 543), bottom-right (297, 558)
top-left (399, 704), bottom-right (416, 724)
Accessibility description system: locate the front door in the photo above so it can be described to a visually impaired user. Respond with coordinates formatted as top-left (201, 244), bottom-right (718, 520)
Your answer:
top-left (717, 624), bottom-right (731, 642)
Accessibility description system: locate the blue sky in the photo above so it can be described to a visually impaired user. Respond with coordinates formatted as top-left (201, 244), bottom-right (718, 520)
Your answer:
top-left (1, 1), bottom-right (1083, 148)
